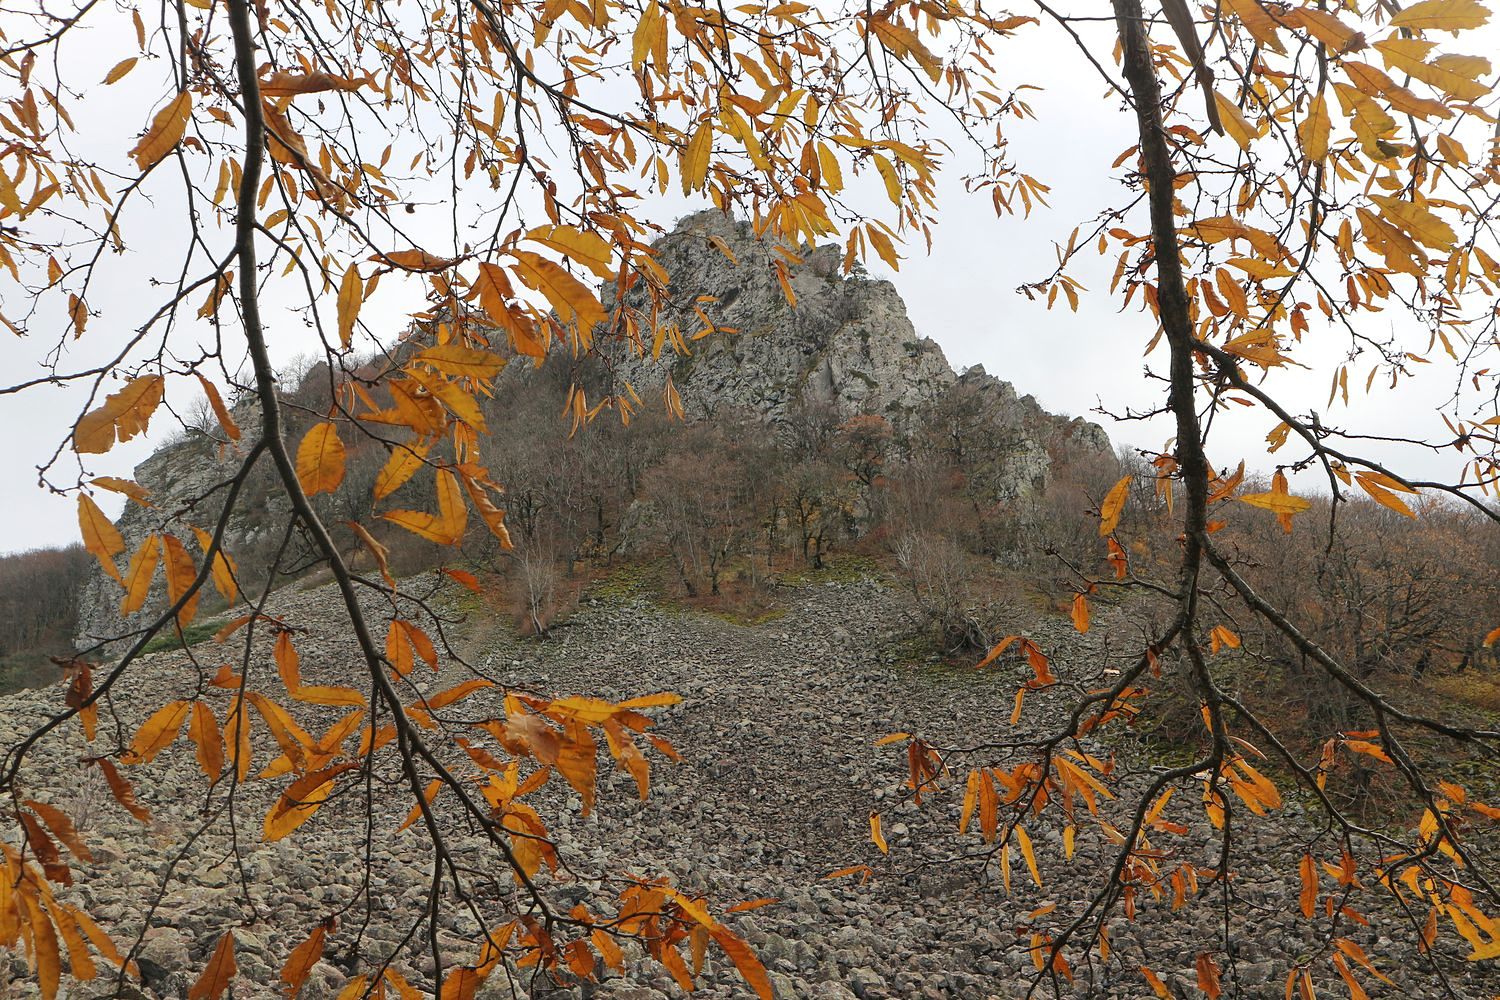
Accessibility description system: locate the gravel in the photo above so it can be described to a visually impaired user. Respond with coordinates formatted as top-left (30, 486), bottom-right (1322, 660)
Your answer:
top-left (2, 573), bottom-right (1494, 999)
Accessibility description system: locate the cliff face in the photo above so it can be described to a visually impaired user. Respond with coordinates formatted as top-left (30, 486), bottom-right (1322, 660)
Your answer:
top-left (74, 211), bottom-right (1111, 646)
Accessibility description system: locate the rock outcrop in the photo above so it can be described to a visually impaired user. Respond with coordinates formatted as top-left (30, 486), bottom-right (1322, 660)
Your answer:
top-left (74, 211), bottom-right (1111, 646)
top-left (599, 212), bottom-right (958, 423)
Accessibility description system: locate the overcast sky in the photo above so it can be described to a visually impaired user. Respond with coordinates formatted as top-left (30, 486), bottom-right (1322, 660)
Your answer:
top-left (0, 7), bottom-right (1493, 555)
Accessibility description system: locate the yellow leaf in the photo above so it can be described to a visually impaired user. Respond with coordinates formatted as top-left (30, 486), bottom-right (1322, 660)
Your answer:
top-left (1374, 37), bottom-right (1492, 101)
top-left (374, 442), bottom-right (430, 500)
top-left (435, 469), bottom-right (468, 539)
top-left (260, 71), bottom-right (369, 97)
top-left (680, 121), bottom-right (713, 195)
top-left (336, 265), bottom-right (362, 348)
top-left (1390, 0), bottom-right (1492, 31)
top-left (119, 533), bottom-right (161, 616)
top-left (1098, 475), bottom-right (1131, 535)
top-left (190, 526), bottom-right (241, 604)
top-left (373, 249), bottom-right (458, 272)
top-left (126, 700), bottom-right (190, 763)
top-left (511, 249), bottom-right (607, 330)
top-left (1299, 92), bottom-right (1331, 162)
top-left (816, 141), bottom-right (843, 193)
top-left (1015, 825), bottom-right (1043, 887)
top-left (1238, 491), bottom-right (1312, 515)
top-left (382, 509), bottom-right (457, 545)
top-left (869, 811), bottom-right (888, 853)
top-left (91, 477), bottom-right (152, 505)
top-left (413, 344), bottom-right (507, 379)
top-left (295, 422), bottom-right (346, 497)
top-left (1213, 91), bottom-right (1258, 149)
top-left (130, 90), bottom-right (193, 171)
top-left (865, 225), bottom-right (901, 272)
top-left (872, 153), bottom-right (901, 206)
top-left (77, 494), bottom-right (125, 583)
top-left (525, 225), bottom-right (615, 280)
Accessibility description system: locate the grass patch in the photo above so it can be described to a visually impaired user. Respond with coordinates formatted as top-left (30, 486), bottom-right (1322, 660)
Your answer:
top-left (141, 618), bottom-right (223, 655)
top-left (776, 553), bottom-right (881, 587)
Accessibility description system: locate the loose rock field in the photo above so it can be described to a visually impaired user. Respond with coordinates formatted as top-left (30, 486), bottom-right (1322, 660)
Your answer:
top-left (2, 574), bottom-right (1495, 999)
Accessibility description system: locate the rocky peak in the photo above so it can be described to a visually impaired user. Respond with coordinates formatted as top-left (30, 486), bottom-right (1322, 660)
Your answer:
top-left (600, 211), bottom-right (957, 423)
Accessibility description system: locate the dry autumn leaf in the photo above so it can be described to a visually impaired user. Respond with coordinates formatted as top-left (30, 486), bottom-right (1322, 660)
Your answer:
top-left (130, 91), bottom-right (193, 170)
top-left (296, 422), bottom-right (346, 496)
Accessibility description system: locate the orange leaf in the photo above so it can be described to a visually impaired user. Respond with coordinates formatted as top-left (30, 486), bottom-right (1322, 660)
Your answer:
top-left (424, 679), bottom-right (494, 710)
top-left (23, 892), bottom-right (61, 998)
top-left (1196, 953), bottom-right (1222, 999)
top-left (444, 568), bottom-right (482, 592)
top-left (709, 925), bottom-right (773, 1000)
top-left (188, 932), bottom-right (237, 1000)
top-left (1299, 853), bottom-right (1319, 918)
top-left (126, 700), bottom-right (190, 763)
top-left (264, 764), bottom-right (356, 842)
top-left (1140, 966), bottom-right (1173, 998)
top-left (190, 526), bottom-right (241, 604)
top-left (24, 800), bottom-right (93, 863)
top-left (1070, 593), bottom-right (1090, 633)
top-left (1098, 475), bottom-right (1131, 535)
top-left (275, 630), bottom-right (301, 692)
top-left (95, 757), bottom-right (151, 822)
top-left (188, 702), bottom-right (224, 781)
top-left (280, 919), bottom-right (333, 999)
top-left (870, 811), bottom-right (888, 853)
top-left (398, 778), bottom-right (443, 833)
top-left (195, 374), bottom-right (242, 441)
top-left (724, 898), bottom-right (780, 914)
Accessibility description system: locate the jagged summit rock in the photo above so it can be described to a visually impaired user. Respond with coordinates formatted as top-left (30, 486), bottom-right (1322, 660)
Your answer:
top-left (599, 211), bottom-right (957, 423)
top-left (599, 212), bottom-right (1108, 452)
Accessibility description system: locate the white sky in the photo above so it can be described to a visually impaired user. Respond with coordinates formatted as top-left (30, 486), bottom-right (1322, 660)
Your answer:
top-left (0, 6), bottom-right (1494, 555)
